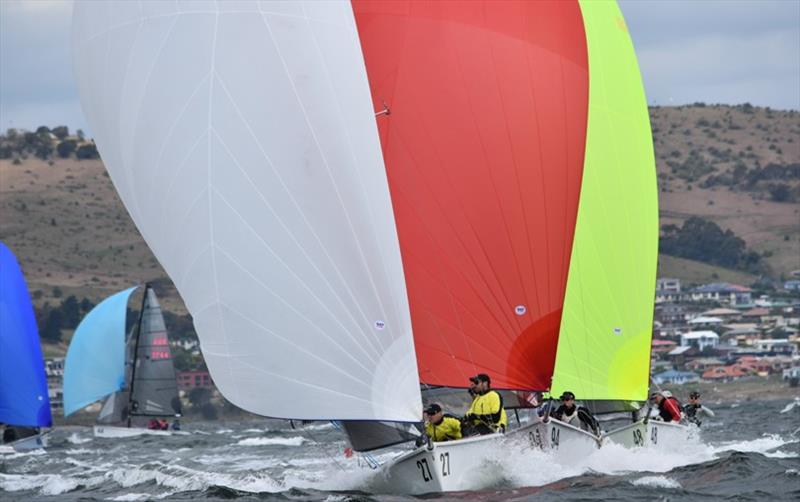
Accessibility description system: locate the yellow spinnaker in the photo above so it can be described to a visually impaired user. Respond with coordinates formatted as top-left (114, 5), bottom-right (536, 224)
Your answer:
top-left (550, 0), bottom-right (659, 402)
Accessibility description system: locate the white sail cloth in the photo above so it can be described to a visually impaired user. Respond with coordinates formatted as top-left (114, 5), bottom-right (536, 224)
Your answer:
top-left (72, 0), bottom-right (420, 421)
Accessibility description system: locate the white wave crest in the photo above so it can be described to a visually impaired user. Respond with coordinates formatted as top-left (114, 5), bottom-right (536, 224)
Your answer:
top-left (780, 398), bottom-right (800, 414)
top-left (67, 432), bottom-right (92, 444)
top-left (712, 434), bottom-right (799, 456)
top-left (631, 475), bottom-right (682, 489)
top-left (0, 473), bottom-right (79, 495)
top-left (237, 436), bottom-right (307, 446)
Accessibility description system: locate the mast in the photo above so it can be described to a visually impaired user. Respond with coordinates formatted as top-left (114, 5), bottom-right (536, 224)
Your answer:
top-left (126, 283), bottom-right (148, 428)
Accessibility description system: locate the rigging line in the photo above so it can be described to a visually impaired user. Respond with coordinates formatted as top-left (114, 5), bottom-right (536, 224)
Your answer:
top-left (127, 285), bottom-right (148, 428)
top-left (298, 425), bottom-right (348, 472)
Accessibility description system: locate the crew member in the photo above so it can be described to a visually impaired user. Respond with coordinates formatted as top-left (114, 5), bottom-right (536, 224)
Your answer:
top-left (683, 391), bottom-right (715, 426)
top-left (424, 403), bottom-right (462, 442)
top-left (550, 391), bottom-right (600, 435)
top-left (651, 390), bottom-right (682, 422)
top-left (464, 373), bottom-right (507, 435)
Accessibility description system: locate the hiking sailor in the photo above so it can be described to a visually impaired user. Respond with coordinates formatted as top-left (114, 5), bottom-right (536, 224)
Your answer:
top-left (423, 403), bottom-right (462, 442)
top-left (463, 373), bottom-right (508, 435)
top-left (549, 391), bottom-right (600, 435)
top-left (683, 391), bottom-right (714, 426)
top-left (651, 390), bottom-right (683, 423)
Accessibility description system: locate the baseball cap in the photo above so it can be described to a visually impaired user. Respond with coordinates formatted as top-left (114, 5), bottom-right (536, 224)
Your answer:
top-left (469, 373), bottom-right (490, 384)
top-left (559, 391), bottom-right (576, 401)
top-left (424, 403), bottom-right (442, 415)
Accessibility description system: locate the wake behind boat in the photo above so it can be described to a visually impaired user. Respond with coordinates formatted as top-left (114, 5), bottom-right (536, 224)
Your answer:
top-left (63, 284), bottom-right (183, 437)
top-left (0, 242), bottom-right (53, 452)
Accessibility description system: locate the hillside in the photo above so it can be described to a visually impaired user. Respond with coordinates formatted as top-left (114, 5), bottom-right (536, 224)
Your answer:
top-left (0, 105), bottom-right (798, 351)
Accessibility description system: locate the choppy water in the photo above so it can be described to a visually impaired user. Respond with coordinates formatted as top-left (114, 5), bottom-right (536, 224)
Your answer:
top-left (2, 398), bottom-right (799, 501)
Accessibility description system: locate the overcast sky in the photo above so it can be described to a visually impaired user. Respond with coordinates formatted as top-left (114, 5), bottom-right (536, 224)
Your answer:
top-left (1, 0), bottom-right (798, 133)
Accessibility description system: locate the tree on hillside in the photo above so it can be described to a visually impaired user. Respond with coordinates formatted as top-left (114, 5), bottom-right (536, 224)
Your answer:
top-left (76, 142), bottom-right (99, 159)
top-left (61, 295), bottom-right (81, 328)
top-left (57, 139), bottom-right (77, 158)
top-left (40, 309), bottom-right (63, 343)
top-left (52, 126), bottom-right (69, 140)
top-left (660, 217), bottom-right (765, 274)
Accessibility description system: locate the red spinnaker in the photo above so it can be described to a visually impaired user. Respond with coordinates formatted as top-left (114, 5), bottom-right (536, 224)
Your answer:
top-left (353, 0), bottom-right (588, 390)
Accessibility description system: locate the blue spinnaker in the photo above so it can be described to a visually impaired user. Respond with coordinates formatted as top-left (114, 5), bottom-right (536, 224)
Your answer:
top-left (0, 243), bottom-right (52, 427)
top-left (63, 286), bottom-right (138, 416)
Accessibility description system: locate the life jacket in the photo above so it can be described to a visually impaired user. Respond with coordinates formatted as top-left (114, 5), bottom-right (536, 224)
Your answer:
top-left (658, 396), bottom-right (682, 422)
top-left (466, 390), bottom-right (508, 430)
top-left (425, 415), bottom-right (462, 442)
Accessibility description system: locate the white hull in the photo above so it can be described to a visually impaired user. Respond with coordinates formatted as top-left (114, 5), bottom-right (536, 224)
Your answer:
top-left (93, 425), bottom-right (188, 438)
top-left (603, 419), bottom-right (695, 450)
top-left (528, 419), bottom-right (601, 462)
top-left (369, 423), bottom-right (535, 494)
top-left (3, 431), bottom-right (49, 451)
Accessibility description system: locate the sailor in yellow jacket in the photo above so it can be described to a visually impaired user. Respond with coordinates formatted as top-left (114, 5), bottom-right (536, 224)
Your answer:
top-left (464, 373), bottom-right (508, 435)
top-left (423, 403), bottom-right (462, 442)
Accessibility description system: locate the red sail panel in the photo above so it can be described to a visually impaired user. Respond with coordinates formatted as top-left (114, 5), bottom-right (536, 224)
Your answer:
top-left (353, 0), bottom-right (588, 390)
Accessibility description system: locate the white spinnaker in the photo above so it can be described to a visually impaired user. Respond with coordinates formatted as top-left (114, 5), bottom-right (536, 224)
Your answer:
top-left (72, 0), bottom-right (421, 422)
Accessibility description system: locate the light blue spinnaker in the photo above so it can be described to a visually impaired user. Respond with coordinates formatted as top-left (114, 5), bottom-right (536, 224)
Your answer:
top-left (0, 242), bottom-right (52, 427)
top-left (63, 286), bottom-right (138, 416)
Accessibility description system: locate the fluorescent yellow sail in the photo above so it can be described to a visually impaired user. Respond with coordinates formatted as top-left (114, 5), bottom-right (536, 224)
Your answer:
top-left (550, 0), bottom-right (658, 401)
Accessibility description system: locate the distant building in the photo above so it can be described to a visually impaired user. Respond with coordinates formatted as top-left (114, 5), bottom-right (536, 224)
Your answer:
top-left (702, 365), bottom-right (748, 381)
top-left (653, 369), bottom-right (700, 385)
top-left (688, 316), bottom-right (723, 329)
top-left (655, 303), bottom-right (687, 325)
top-left (690, 283), bottom-right (752, 306)
top-left (784, 280), bottom-right (800, 291)
top-left (752, 339), bottom-right (798, 356)
top-left (681, 331), bottom-right (720, 351)
top-left (651, 339), bottom-right (678, 356)
top-left (701, 308), bottom-right (741, 320)
top-left (656, 278), bottom-right (682, 303)
top-left (45, 357), bottom-right (64, 377)
top-left (685, 357), bottom-right (725, 372)
top-left (176, 370), bottom-right (213, 390)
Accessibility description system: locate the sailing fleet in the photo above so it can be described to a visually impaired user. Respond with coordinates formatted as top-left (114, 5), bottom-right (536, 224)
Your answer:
top-left (1, 0), bottom-right (697, 495)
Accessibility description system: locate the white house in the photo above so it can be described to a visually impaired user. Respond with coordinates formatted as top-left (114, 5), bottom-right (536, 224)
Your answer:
top-left (681, 331), bottom-right (720, 351)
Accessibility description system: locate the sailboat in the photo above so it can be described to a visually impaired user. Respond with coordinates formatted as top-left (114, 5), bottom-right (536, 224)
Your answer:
top-left (63, 284), bottom-right (183, 438)
top-left (0, 243), bottom-right (53, 451)
top-left (72, 0), bottom-right (656, 492)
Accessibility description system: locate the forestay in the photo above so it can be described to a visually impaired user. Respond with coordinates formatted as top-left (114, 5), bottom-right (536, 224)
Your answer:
top-left (72, 1), bottom-right (420, 421)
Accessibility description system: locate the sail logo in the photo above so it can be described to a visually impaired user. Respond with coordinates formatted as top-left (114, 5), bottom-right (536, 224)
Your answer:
top-left (514, 305), bottom-right (527, 316)
top-left (374, 320), bottom-right (386, 330)
top-left (613, 327), bottom-right (622, 335)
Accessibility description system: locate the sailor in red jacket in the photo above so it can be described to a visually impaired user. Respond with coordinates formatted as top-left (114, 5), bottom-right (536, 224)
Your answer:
top-left (651, 390), bottom-right (683, 423)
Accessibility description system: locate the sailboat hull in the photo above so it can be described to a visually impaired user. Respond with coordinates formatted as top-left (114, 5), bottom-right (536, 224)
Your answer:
top-left (369, 423), bottom-right (536, 494)
top-left (4, 431), bottom-right (49, 451)
top-left (603, 419), bottom-right (695, 449)
top-left (93, 425), bottom-right (187, 438)
top-left (528, 419), bottom-right (600, 463)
